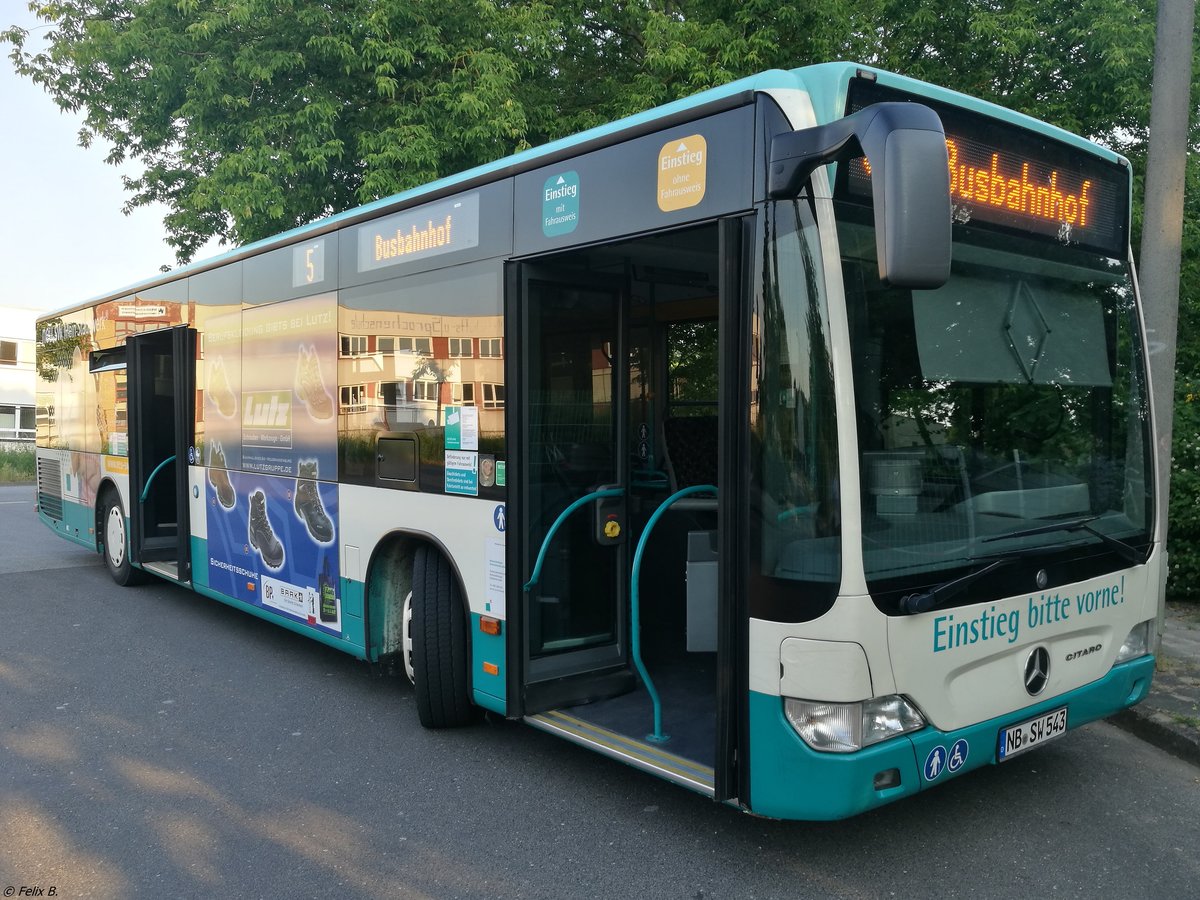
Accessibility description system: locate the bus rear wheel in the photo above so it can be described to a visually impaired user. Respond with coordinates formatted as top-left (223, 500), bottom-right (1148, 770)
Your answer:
top-left (410, 544), bottom-right (476, 728)
top-left (100, 492), bottom-right (146, 586)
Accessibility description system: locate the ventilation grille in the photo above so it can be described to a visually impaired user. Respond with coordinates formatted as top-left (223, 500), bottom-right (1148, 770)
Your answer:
top-left (37, 456), bottom-right (63, 520)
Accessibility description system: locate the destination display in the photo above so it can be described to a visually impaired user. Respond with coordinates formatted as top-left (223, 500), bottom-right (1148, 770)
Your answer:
top-left (841, 78), bottom-right (1129, 257)
top-left (357, 193), bottom-right (480, 273)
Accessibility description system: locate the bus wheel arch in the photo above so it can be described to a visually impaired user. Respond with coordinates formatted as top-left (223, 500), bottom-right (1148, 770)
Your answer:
top-left (366, 533), bottom-right (475, 727)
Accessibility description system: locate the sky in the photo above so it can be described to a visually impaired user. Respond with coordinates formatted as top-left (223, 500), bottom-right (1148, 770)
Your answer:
top-left (0, 4), bottom-right (219, 316)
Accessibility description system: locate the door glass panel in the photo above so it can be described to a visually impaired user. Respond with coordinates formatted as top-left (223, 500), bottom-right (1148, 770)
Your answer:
top-left (526, 279), bottom-right (620, 658)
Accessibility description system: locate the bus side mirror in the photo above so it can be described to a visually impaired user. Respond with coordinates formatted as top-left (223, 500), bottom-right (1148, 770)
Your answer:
top-left (768, 101), bottom-right (951, 289)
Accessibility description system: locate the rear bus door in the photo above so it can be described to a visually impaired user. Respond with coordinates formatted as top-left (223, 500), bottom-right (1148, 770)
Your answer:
top-left (126, 325), bottom-right (195, 581)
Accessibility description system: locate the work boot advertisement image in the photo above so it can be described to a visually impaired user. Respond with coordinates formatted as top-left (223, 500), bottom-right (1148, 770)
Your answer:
top-left (205, 467), bottom-right (341, 635)
top-left (200, 291), bottom-right (341, 635)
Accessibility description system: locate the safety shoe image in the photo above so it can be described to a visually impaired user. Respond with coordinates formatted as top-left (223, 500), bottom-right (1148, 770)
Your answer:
top-left (208, 356), bottom-right (237, 418)
top-left (247, 490), bottom-right (285, 569)
top-left (207, 440), bottom-right (236, 510)
top-left (295, 344), bottom-right (334, 421)
top-left (294, 459), bottom-right (334, 544)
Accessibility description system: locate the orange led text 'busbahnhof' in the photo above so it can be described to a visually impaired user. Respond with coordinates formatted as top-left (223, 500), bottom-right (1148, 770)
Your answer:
top-left (861, 138), bottom-right (1094, 228)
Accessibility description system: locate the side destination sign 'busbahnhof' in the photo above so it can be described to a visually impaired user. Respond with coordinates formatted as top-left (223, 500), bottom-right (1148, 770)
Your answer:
top-left (357, 193), bottom-right (482, 273)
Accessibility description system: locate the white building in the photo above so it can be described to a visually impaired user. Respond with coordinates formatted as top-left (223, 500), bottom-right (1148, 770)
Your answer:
top-left (0, 306), bottom-right (39, 444)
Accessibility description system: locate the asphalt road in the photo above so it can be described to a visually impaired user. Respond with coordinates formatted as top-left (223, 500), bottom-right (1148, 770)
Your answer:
top-left (2, 482), bottom-right (1199, 899)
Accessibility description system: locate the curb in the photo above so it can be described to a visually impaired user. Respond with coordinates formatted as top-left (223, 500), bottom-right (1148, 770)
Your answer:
top-left (1110, 706), bottom-right (1200, 769)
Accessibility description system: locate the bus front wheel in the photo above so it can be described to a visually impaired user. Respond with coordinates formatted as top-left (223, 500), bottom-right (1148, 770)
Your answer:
top-left (100, 492), bottom-right (145, 586)
top-left (410, 544), bottom-right (476, 728)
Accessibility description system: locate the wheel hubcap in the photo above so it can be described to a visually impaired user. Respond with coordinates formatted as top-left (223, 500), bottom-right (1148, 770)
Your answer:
top-left (401, 591), bottom-right (415, 684)
top-left (106, 506), bottom-right (125, 568)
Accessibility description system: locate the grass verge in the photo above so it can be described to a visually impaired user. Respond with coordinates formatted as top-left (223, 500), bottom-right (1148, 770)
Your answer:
top-left (0, 447), bottom-right (35, 484)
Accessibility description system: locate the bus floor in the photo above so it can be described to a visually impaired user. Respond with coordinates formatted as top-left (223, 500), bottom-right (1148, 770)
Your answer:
top-left (558, 650), bottom-right (717, 768)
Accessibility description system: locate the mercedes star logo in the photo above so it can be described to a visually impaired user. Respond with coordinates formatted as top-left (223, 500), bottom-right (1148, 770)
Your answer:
top-left (1024, 646), bottom-right (1050, 696)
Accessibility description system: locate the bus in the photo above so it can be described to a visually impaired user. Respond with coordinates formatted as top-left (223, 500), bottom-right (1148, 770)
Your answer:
top-left (33, 61), bottom-right (1158, 821)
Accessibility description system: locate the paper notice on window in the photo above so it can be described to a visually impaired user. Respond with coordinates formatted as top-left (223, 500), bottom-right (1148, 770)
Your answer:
top-left (460, 405), bottom-right (479, 451)
top-left (486, 538), bottom-right (505, 617)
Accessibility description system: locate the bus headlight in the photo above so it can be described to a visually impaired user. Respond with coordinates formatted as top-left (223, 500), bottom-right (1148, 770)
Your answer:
top-left (784, 695), bottom-right (925, 753)
top-left (1115, 620), bottom-right (1152, 664)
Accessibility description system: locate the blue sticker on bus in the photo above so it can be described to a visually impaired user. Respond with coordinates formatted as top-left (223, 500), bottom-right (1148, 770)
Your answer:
top-left (543, 171), bottom-right (580, 237)
top-left (947, 739), bottom-right (969, 772)
top-left (923, 745), bottom-right (948, 781)
top-left (445, 451), bottom-right (479, 496)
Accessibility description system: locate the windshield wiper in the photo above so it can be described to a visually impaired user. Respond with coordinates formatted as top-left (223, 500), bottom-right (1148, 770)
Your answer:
top-left (899, 557), bottom-right (1016, 615)
top-left (981, 515), bottom-right (1145, 565)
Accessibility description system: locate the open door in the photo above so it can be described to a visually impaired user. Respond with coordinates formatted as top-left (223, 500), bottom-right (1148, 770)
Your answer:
top-left (515, 266), bottom-right (634, 706)
top-left (508, 220), bottom-right (746, 800)
top-left (126, 326), bottom-right (195, 583)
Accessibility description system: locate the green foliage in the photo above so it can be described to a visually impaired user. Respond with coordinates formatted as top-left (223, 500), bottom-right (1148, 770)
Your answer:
top-left (4, 0), bottom-right (556, 261)
top-left (1169, 380), bottom-right (1200, 601)
top-left (0, 447), bottom-right (36, 484)
top-left (4, 0), bottom-right (1165, 259)
top-left (1164, 144), bottom-right (1200, 603)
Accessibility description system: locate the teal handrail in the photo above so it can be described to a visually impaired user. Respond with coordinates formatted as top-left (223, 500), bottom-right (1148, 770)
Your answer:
top-left (140, 455), bottom-right (177, 502)
top-left (524, 487), bottom-right (624, 592)
top-left (630, 484), bottom-right (718, 743)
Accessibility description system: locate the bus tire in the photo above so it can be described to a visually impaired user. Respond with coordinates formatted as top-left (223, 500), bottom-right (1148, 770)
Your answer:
top-left (100, 491), bottom-right (146, 586)
top-left (411, 544), bottom-right (475, 728)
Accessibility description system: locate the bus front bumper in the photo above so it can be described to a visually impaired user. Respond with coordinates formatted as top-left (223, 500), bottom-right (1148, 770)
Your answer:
top-left (747, 654), bottom-right (1155, 821)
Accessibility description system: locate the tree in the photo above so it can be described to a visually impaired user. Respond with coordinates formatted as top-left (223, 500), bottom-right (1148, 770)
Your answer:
top-left (6, 1), bottom-right (1163, 261)
top-left (4, 0), bottom-right (555, 261)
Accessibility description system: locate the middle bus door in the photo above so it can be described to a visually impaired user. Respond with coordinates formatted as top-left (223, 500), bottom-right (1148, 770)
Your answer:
top-left (511, 265), bottom-right (637, 710)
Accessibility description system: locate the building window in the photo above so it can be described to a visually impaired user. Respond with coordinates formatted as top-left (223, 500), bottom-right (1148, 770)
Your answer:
top-left (448, 338), bottom-right (472, 358)
top-left (340, 384), bottom-right (366, 411)
top-left (482, 382), bottom-right (505, 409)
top-left (380, 381), bottom-right (407, 405)
top-left (479, 338), bottom-right (502, 358)
top-left (412, 379), bottom-right (438, 402)
top-left (0, 340), bottom-right (16, 365)
top-left (451, 382), bottom-right (475, 405)
top-left (340, 335), bottom-right (367, 357)
top-left (378, 337), bottom-right (395, 354)
top-left (398, 337), bottom-right (432, 356)
top-left (0, 405), bottom-right (33, 439)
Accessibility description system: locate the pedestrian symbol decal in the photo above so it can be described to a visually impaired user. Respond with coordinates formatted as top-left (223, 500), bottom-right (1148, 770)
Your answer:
top-left (924, 745), bottom-right (947, 781)
top-left (947, 738), bottom-right (968, 773)
top-left (494, 504), bottom-right (507, 532)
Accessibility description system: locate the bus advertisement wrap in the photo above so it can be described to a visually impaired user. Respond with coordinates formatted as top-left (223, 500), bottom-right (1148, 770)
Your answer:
top-left (203, 310), bottom-right (244, 470)
top-left (240, 293), bottom-right (338, 479)
top-left (206, 469), bottom-right (342, 635)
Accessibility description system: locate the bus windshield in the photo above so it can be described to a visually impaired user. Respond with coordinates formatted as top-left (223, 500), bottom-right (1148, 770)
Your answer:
top-left (839, 211), bottom-right (1153, 601)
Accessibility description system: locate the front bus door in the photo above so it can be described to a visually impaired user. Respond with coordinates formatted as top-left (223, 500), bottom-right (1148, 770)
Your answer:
top-left (513, 266), bottom-right (634, 708)
top-left (126, 325), bottom-right (195, 583)
top-left (507, 218), bottom-right (747, 803)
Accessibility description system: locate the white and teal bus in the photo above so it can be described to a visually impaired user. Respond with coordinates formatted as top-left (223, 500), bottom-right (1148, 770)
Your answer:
top-left (35, 62), bottom-right (1158, 820)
